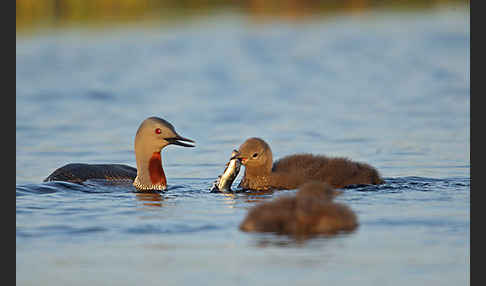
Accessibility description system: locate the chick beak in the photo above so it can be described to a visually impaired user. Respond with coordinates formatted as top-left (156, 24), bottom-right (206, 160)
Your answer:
top-left (234, 150), bottom-right (248, 164)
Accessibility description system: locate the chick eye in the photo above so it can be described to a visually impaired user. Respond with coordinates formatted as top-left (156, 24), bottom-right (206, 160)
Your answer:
top-left (252, 153), bottom-right (258, 158)
top-left (155, 128), bottom-right (162, 134)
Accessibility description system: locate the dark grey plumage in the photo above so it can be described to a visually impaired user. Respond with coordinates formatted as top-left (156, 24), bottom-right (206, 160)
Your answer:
top-left (44, 163), bottom-right (137, 183)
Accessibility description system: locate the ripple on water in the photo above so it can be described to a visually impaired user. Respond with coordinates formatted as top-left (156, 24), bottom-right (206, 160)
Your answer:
top-left (17, 225), bottom-right (108, 238)
top-left (124, 223), bottom-right (222, 235)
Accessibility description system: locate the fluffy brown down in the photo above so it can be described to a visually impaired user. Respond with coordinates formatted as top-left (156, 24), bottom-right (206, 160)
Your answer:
top-left (237, 137), bottom-right (383, 191)
top-left (239, 181), bottom-right (358, 236)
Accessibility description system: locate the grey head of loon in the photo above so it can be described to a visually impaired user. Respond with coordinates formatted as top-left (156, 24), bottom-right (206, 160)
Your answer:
top-left (133, 116), bottom-right (195, 192)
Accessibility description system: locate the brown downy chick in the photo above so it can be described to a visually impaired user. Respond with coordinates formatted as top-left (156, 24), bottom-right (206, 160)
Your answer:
top-left (239, 181), bottom-right (358, 236)
top-left (236, 137), bottom-right (383, 191)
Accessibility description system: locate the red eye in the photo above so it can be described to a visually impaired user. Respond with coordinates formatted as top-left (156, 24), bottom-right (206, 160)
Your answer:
top-left (155, 128), bottom-right (161, 134)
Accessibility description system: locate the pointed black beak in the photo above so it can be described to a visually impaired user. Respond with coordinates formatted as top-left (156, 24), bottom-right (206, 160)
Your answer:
top-left (165, 135), bottom-right (195, 147)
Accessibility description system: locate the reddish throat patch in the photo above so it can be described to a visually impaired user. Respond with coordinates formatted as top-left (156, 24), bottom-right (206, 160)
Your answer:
top-left (149, 152), bottom-right (167, 186)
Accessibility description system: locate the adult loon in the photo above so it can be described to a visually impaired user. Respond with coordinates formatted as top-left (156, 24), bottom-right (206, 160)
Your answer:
top-left (235, 137), bottom-right (383, 191)
top-left (44, 116), bottom-right (195, 192)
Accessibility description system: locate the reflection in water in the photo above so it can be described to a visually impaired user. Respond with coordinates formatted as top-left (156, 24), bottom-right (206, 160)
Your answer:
top-left (212, 189), bottom-right (275, 205)
top-left (135, 192), bottom-right (164, 207)
top-left (250, 232), bottom-right (356, 248)
top-left (240, 190), bottom-right (275, 203)
top-left (221, 192), bottom-right (236, 208)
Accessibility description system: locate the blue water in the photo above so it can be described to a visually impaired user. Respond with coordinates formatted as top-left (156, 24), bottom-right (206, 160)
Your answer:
top-left (16, 6), bottom-right (469, 286)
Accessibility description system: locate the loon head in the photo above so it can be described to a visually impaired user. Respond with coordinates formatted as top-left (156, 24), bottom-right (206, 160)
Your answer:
top-left (235, 137), bottom-right (273, 176)
top-left (133, 116), bottom-right (195, 192)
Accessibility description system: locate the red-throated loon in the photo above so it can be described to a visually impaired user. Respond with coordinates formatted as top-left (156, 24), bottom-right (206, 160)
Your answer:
top-left (235, 137), bottom-right (383, 191)
top-left (44, 116), bottom-right (195, 192)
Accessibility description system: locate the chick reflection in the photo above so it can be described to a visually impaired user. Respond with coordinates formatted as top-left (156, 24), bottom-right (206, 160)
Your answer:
top-left (239, 181), bottom-right (358, 237)
top-left (241, 190), bottom-right (275, 203)
top-left (135, 192), bottom-right (164, 207)
top-left (220, 192), bottom-right (236, 208)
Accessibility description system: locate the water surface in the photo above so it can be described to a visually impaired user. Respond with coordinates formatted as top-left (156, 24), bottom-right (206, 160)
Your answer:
top-left (16, 6), bottom-right (469, 286)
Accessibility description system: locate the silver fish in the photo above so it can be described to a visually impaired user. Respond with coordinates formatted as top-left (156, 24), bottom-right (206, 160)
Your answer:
top-left (210, 149), bottom-right (241, 192)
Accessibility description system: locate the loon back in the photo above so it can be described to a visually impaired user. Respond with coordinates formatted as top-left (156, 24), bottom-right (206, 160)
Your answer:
top-left (44, 163), bottom-right (137, 183)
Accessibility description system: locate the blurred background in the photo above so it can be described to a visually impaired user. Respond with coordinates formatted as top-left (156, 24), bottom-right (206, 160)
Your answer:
top-left (17, 0), bottom-right (468, 34)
